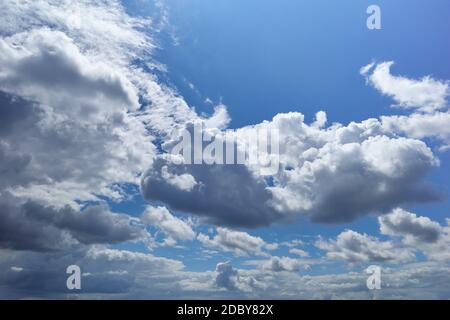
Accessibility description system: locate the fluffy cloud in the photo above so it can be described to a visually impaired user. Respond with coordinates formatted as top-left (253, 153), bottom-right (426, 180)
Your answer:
top-left (258, 256), bottom-right (311, 272)
top-left (260, 113), bottom-right (440, 223)
top-left (270, 131), bottom-right (440, 223)
top-left (289, 248), bottom-right (310, 258)
top-left (361, 61), bottom-right (449, 112)
top-left (0, 27), bottom-right (155, 207)
top-left (198, 228), bottom-right (271, 257)
top-left (141, 206), bottom-right (195, 245)
top-left (379, 208), bottom-right (443, 244)
top-left (316, 230), bottom-right (415, 264)
top-left (379, 209), bottom-right (450, 261)
top-left (0, 0), bottom-right (211, 209)
top-left (281, 239), bottom-right (304, 248)
top-left (316, 210), bottom-right (450, 265)
top-left (215, 261), bottom-right (256, 292)
top-left (0, 0), bottom-right (208, 259)
top-left (381, 112), bottom-right (450, 150)
top-left (0, 28), bottom-right (139, 119)
top-left (143, 112), bottom-right (441, 227)
top-left (213, 259), bottom-right (450, 299)
top-left (361, 61), bottom-right (450, 150)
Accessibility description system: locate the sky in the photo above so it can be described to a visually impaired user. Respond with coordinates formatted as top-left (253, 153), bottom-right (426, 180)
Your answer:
top-left (0, 0), bottom-right (450, 299)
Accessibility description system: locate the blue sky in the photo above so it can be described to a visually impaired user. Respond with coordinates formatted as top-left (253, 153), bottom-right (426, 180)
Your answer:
top-left (146, 0), bottom-right (450, 127)
top-left (1, 0), bottom-right (450, 299)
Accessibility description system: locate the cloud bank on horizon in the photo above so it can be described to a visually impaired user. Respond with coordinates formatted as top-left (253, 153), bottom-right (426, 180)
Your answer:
top-left (0, 0), bottom-right (449, 299)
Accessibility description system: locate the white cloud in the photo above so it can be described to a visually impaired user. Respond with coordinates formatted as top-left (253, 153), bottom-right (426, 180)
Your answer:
top-left (289, 248), bottom-right (310, 258)
top-left (10, 267), bottom-right (23, 272)
top-left (141, 206), bottom-right (196, 244)
top-left (0, 28), bottom-right (139, 119)
top-left (381, 112), bottom-right (450, 150)
top-left (161, 165), bottom-right (198, 192)
top-left (198, 228), bottom-right (270, 257)
top-left (143, 111), bottom-right (441, 227)
top-left (86, 246), bottom-right (184, 271)
top-left (0, 3), bottom-right (158, 207)
top-left (361, 61), bottom-right (449, 112)
top-left (258, 256), bottom-right (311, 272)
top-left (312, 111), bottom-right (327, 128)
top-left (281, 239), bottom-right (304, 248)
top-left (204, 104), bottom-right (231, 130)
top-left (264, 115), bottom-right (440, 223)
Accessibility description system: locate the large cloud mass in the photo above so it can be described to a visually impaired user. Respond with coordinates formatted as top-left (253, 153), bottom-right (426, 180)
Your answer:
top-left (142, 113), bottom-right (441, 227)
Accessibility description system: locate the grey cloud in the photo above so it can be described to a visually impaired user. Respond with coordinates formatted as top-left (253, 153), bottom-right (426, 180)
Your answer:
top-left (0, 193), bottom-right (147, 251)
top-left (315, 230), bottom-right (415, 264)
top-left (1, 243), bottom-right (450, 299)
top-left (215, 261), bottom-right (255, 292)
top-left (0, 28), bottom-right (139, 120)
top-left (379, 208), bottom-right (443, 243)
top-left (378, 209), bottom-right (450, 262)
top-left (270, 133), bottom-right (441, 224)
top-left (0, 246), bottom-right (184, 298)
top-left (215, 261), bottom-right (239, 290)
top-left (141, 155), bottom-right (282, 228)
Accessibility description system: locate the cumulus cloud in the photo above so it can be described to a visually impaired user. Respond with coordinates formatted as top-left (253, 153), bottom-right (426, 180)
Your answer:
top-left (289, 248), bottom-right (310, 258)
top-left (365, 60), bottom-right (450, 151)
top-left (0, 0), bottom-right (217, 210)
top-left (141, 206), bottom-right (195, 245)
top-left (198, 228), bottom-right (270, 257)
top-left (215, 261), bottom-right (255, 292)
top-left (379, 208), bottom-right (443, 244)
top-left (143, 112), bottom-right (441, 227)
top-left (204, 104), bottom-right (231, 130)
top-left (258, 256), bottom-right (311, 272)
top-left (361, 61), bottom-right (449, 112)
top-left (316, 230), bottom-right (415, 264)
top-left (2, 246), bottom-right (450, 299)
top-left (281, 239), bottom-right (304, 248)
top-left (262, 114), bottom-right (441, 224)
top-left (0, 0), bottom-right (206, 259)
top-left (314, 209), bottom-right (450, 266)
top-left (379, 209), bottom-right (450, 262)
top-left (0, 0), bottom-right (229, 282)
top-left (381, 112), bottom-right (450, 150)
top-left (0, 27), bottom-right (155, 207)
top-left (0, 28), bottom-right (139, 119)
